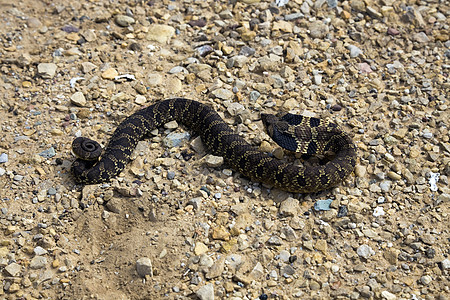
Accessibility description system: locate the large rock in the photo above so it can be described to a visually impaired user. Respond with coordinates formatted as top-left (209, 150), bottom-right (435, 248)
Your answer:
top-left (136, 257), bottom-right (153, 277)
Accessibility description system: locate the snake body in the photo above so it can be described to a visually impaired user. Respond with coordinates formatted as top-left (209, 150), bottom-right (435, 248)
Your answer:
top-left (71, 98), bottom-right (357, 193)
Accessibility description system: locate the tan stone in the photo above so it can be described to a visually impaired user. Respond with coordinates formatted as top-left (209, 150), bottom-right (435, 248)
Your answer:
top-left (194, 242), bottom-right (208, 255)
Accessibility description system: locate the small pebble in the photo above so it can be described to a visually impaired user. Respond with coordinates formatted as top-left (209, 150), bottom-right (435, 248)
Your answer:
top-left (0, 153), bottom-right (8, 163)
top-left (13, 175), bottom-right (24, 181)
top-left (420, 275), bottom-right (432, 285)
top-left (34, 246), bottom-right (48, 255)
top-left (163, 132), bottom-right (191, 148)
top-left (115, 15), bottom-right (135, 27)
top-left (39, 147), bottom-right (56, 158)
top-left (314, 199), bottom-right (333, 211)
top-left (357, 245), bottom-right (375, 259)
top-left (167, 171), bottom-right (175, 180)
top-left (348, 45), bottom-right (363, 57)
top-left (211, 88), bottom-right (234, 100)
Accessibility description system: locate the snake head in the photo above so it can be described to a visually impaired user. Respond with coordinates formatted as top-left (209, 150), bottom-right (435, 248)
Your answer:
top-left (261, 113), bottom-right (298, 152)
top-left (260, 113), bottom-right (278, 137)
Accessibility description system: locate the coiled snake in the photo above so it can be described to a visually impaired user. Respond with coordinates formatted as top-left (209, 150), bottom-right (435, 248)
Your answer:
top-left (71, 98), bottom-right (357, 193)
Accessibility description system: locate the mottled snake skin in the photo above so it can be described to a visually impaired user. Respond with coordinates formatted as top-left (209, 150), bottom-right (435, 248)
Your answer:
top-left (71, 98), bottom-right (357, 193)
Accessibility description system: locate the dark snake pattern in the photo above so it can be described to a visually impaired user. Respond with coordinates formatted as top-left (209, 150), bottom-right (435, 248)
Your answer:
top-left (71, 98), bottom-right (357, 193)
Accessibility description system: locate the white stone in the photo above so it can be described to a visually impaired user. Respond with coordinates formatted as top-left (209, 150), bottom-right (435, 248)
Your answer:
top-left (381, 290), bottom-right (397, 300)
top-left (356, 244), bottom-right (375, 259)
top-left (135, 95), bottom-right (147, 104)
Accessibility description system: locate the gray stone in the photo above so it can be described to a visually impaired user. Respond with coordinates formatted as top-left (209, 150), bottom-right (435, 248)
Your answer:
top-left (356, 244), bottom-right (375, 259)
top-left (268, 236), bottom-right (283, 245)
top-left (199, 254), bottom-right (214, 268)
top-left (381, 290), bottom-right (397, 300)
top-left (279, 250), bottom-right (290, 262)
top-left (270, 75), bottom-right (285, 88)
top-left (279, 197), bottom-right (299, 216)
top-left (314, 74), bottom-right (322, 85)
top-left (81, 62), bottom-right (97, 73)
top-left (0, 153), bottom-right (8, 163)
top-left (147, 73), bottom-right (163, 85)
top-left (314, 199), bottom-right (333, 211)
top-left (227, 55), bottom-right (248, 68)
top-left (190, 136), bottom-right (206, 154)
top-left (5, 262), bottom-right (21, 276)
top-left (422, 131), bottom-right (433, 139)
top-left (40, 269), bottom-right (53, 282)
top-left (189, 197), bottom-right (202, 210)
top-left (39, 147), bottom-right (56, 158)
top-left (441, 258), bottom-right (450, 269)
top-left (167, 171), bottom-right (175, 180)
top-left (285, 12), bottom-right (304, 21)
top-left (13, 175), bottom-right (23, 181)
top-left (327, 0), bottom-right (337, 8)
top-left (37, 63), bottom-right (57, 79)
top-left (249, 91), bottom-right (261, 101)
top-left (249, 262), bottom-right (264, 280)
top-left (169, 66), bottom-right (188, 74)
top-left (204, 155), bottom-right (224, 167)
top-left (420, 275), bottom-right (432, 285)
top-left (34, 246), bottom-right (48, 256)
top-left (300, 1), bottom-right (310, 14)
top-left (115, 15), bottom-right (135, 27)
top-left (206, 257), bottom-right (225, 279)
top-left (413, 32), bottom-right (430, 43)
top-left (226, 254), bottom-right (243, 271)
top-left (136, 257), bottom-right (153, 277)
top-left (164, 120), bottom-right (178, 129)
top-left (196, 283), bottom-right (214, 300)
top-left (366, 6), bottom-right (382, 18)
top-left (308, 21), bottom-right (329, 38)
top-left (163, 132), bottom-right (191, 148)
top-left (225, 102), bottom-right (245, 116)
top-left (282, 264), bottom-right (296, 276)
top-left (70, 91), bottom-right (87, 107)
top-left (219, 9), bottom-right (233, 19)
top-left (379, 181), bottom-right (391, 192)
top-left (348, 45), bottom-right (363, 58)
top-left (30, 256), bottom-right (47, 269)
top-left (211, 88), bottom-right (234, 100)
top-left (239, 46), bottom-right (255, 56)
top-left (281, 226), bottom-right (297, 241)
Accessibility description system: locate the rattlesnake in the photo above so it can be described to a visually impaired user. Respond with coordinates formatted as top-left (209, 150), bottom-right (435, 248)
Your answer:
top-left (71, 98), bottom-right (357, 193)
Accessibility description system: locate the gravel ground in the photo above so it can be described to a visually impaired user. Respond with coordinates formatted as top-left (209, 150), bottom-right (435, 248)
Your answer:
top-left (0, 0), bottom-right (449, 299)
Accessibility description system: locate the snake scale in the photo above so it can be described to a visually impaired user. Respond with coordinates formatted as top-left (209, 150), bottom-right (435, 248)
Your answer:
top-left (71, 98), bottom-right (357, 193)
